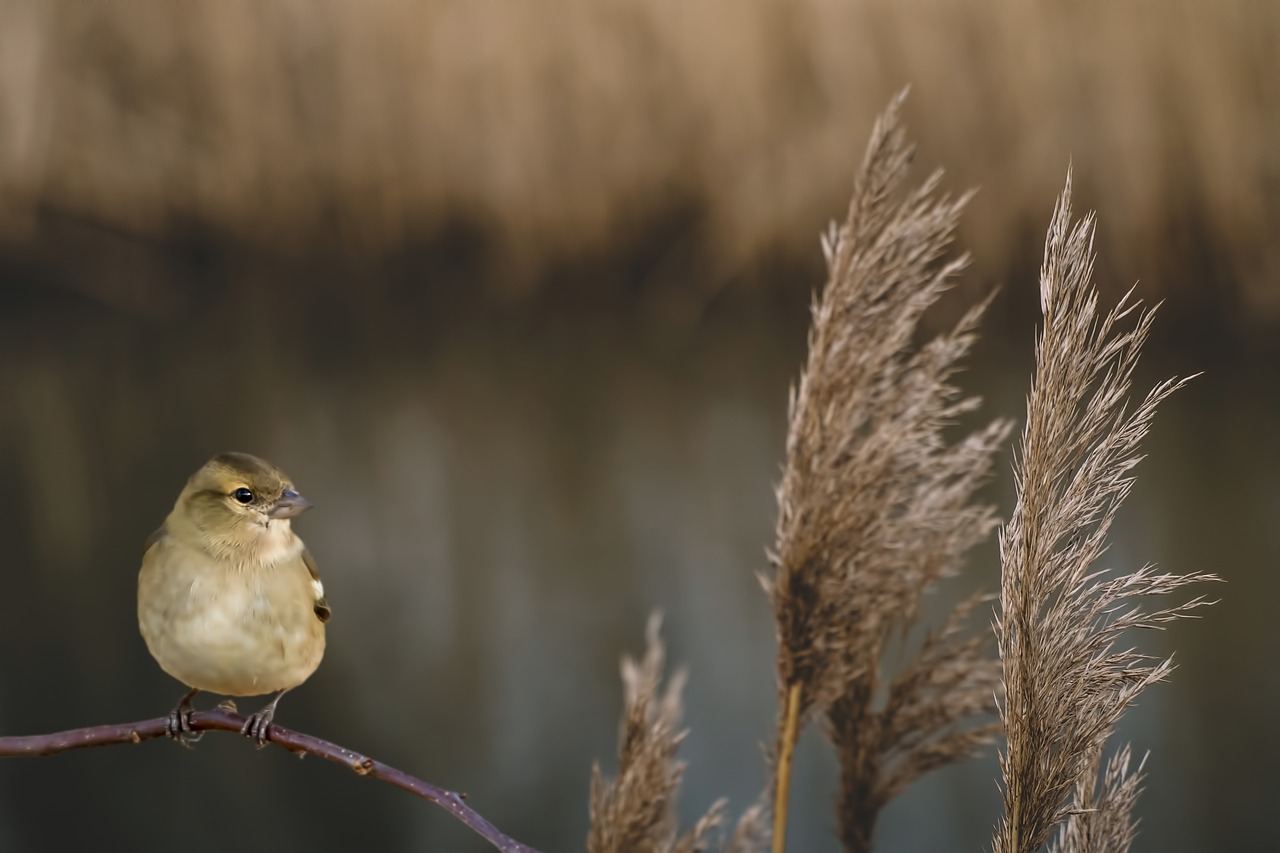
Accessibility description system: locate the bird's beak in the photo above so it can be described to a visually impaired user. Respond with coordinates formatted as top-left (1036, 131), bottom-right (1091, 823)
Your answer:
top-left (268, 488), bottom-right (313, 519)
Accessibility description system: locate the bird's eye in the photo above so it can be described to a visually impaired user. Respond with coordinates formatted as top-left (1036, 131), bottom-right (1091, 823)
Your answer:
top-left (232, 487), bottom-right (254, 504)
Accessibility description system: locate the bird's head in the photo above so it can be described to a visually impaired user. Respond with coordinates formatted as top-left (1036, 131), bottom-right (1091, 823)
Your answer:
top-left (172, 452), bottom-right (313, 559)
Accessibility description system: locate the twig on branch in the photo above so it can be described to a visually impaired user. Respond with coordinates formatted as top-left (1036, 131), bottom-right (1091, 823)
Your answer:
top-left (0, 707), bottom-right (541, 853)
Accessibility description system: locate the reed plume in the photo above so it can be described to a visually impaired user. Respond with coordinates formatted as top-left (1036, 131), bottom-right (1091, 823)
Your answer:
top-left (992, 171), bottom-right (1219, 853)
top-left (1047, 746), bottom-right (1145, 853)
top-left (768, 89), bottom-right (1012, 853)
top-left (588, 613), bottom-right (768, 853)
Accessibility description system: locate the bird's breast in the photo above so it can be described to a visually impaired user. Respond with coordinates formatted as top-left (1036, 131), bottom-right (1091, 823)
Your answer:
top-left (138, 540), bottom-right (325, 697)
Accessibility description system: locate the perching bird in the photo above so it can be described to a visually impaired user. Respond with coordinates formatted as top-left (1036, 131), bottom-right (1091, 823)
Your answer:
top-left (138, 452), bottom-right (330, 745)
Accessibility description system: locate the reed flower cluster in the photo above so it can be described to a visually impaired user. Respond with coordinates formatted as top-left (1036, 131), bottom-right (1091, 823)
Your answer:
top-left (589, 93), bottom-right (1216, 853)
top-left (992, 173), bottom-right (1219, 853)
top-left (587, 614), bottom-right (767, 853)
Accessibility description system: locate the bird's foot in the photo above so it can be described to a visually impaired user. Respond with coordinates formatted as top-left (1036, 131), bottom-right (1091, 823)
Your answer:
top-left (241, 691), bottom-right (285, 748)
top-left (241, 708), bottom-right (274, 748)
top-left (166, 688), bottom-right (203, 747)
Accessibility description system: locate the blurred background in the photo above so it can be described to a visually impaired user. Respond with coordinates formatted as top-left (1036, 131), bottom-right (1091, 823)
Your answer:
top-left (0, 1), bottom-right (1276, 851)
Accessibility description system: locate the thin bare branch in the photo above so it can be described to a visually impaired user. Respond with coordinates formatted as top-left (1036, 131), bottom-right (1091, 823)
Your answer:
top-left (0, 709), bottom-right (538, 853)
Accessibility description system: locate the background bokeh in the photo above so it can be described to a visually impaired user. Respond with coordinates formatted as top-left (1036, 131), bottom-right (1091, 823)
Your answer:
top-left (1, 1), bottom-right (1276, 851)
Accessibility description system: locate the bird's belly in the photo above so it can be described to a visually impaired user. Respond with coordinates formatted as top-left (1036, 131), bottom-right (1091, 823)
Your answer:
top-left (140, 578), bottom-right (324, 697)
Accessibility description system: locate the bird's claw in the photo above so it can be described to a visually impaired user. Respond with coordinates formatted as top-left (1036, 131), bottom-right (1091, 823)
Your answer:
top-left (240, 690), bottom-right (286, 748)
top-left (165, 690), bottom-right (203, 747)
top-left (241, 708), bottom-right (274, 748)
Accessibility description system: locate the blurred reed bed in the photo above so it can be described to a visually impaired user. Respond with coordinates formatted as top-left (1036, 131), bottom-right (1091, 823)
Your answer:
top-left (0, 1), bottom-right (1275, 322)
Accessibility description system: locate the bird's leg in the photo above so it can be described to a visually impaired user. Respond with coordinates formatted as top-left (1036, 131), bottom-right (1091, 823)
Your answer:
top-left (166, 688), bottom-right (203, 746)
top-left (241, 689), bottom-right (287, 747)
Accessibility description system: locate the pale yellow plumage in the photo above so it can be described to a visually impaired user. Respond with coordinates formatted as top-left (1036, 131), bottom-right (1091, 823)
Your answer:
top-left (138, 452), bottom-right (329, 743)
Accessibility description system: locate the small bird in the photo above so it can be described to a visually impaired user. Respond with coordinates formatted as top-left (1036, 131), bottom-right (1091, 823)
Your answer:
top-left (138, 452), bottom-right (330, 745)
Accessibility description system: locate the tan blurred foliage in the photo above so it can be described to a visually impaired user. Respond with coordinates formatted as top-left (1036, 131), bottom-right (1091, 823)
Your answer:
top-left (0, 0), bottom-right (1275, 317)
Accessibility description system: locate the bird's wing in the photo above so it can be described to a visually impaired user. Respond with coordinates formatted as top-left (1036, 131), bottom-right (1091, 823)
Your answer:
top-left (142, 524), bottom-right (168, 556)
top-left (301, 547), bottom-right (331, 623)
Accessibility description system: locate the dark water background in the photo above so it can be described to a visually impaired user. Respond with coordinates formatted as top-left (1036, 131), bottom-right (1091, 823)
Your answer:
top-left (0, 269), bottom-right (1274, 852)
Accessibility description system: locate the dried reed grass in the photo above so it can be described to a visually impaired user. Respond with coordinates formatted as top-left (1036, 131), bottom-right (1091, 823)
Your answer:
top-left (1047, 746), bottom-right (1146, 853)
top-left (991, 172), bottom-right (1220, 853)
top-left (588, 614), bottom-right (767, 853)
top-left (591, 97), bottom-right (1220, 853)
top-left (768, 90), bottom-right (1011, 852)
